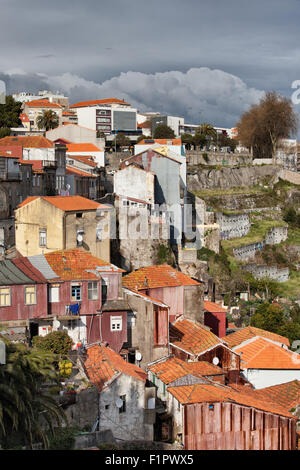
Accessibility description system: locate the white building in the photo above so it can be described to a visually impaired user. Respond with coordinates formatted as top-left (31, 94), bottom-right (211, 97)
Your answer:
top-left (234, 336), bottom-right (300, 389)
top-left (70, 98), bottom-right (137, 135)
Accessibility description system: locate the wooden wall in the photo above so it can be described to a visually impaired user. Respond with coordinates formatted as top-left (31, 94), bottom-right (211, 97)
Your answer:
top-left (184, 402), bottom-right (296, 450)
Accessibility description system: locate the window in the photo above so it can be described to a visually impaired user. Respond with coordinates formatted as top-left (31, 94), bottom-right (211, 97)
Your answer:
top-left (119, 395), bottom-right (126, 413)
top-left (110, 316), bottom-right (122, 331)
top-left (88, 281), bottom-right (98, 300)
top-left (102, 278), bottom-right (108, 302)
top-left (39, 229), bottom-right (47, 247)
top-left (71, 285), bottom-right (81, 301)
top-left (0, 287), bottom-right (11, 306)
top-left (25, 286), bottom-right (36, 305)
top-left (49, 285), bottom-right (59, 303)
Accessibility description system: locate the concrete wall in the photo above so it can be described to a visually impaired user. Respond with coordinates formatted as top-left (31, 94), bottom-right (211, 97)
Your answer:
top-left (124, 289), bottom-right (169, 369)
top-left (63, 386), bottom-right (99, 429)
top-left (98, 374), bottom-right (153, 441)
top-left (65, 210), bottom-right (110, 263)
top-left (15, 198), bottom-right (64, 257)
top-left (187, 151), bottom-right (252, 166)
top-left (114, 165), bottom-right (155, 204)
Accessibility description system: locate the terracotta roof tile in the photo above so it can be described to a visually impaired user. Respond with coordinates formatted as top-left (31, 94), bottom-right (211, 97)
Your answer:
top-left (170, 318), bottom-right (224, 356)
top-left (0, 145), bottom-right (23, 158)
top-left (84, 344), bottom-right (147, 391)
top-left (149, 357), bottom-right (224, 384)
top-left (168, 383), bottom-right (295, 418)
top-left (66, 166), bottom-right (97, 178)
top-left (223, 326), bottom-right (290, 348)
top-left (204, 301), bottom-right (227, 313)
top-left (25, 99), bottom-right (62, 108)
top-left (44, 249), bottom-right (124, 281)
top-left (232, 381), bottom-right (300, 411)
top-left (18, 195), bottom-right (106, 211)
top-left (70, 98), bottom-right (130, 108)
top-left (0, 136), bottom-right (53, 149)
top-left (235, 337), bottom-right (300, 370)
top-left (67, 143), bottom-right (102, 152)
top-left (122, 265), bottom-right (201, 290)
top-left (67, 154), bottom-right (97, 167)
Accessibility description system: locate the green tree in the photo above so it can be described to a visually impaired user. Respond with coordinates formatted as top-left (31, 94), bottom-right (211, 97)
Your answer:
top-left (32, 330), bottom-right (73, 356)
top-left (0, 95), bottom-right (22, 131)
top-left (112, 132), bottom-right (131, 149)
top-left (36, 109), bottom-right (59, 132)
top-left (251, 303), bottom-right (285, 332)
top-left (0, 340), bottom-right (66, 449)
top-left (153, 124), bottom-right (175, 139)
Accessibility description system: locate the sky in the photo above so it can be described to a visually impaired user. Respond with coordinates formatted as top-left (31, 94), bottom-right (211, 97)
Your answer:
top-left (1, 0), bottom-right (300, 128)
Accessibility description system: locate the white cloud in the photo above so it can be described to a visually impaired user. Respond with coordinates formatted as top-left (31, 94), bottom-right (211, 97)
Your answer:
top-left (45, 68), bottom-right (265, 127)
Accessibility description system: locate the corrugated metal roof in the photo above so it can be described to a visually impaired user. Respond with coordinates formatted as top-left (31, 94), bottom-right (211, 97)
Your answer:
top-left (0, 259), bottom-right (35, 285)
top-left (28, 254), bottom-right (59, 280)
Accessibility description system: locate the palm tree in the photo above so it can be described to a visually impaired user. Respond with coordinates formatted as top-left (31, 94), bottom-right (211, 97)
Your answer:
top-left (195, 123), bottom-right (217, 150)
top-left (196, 123), bottom-right (217, 138)
top-left (36, 110), bottom-right (59, 132)
top-left (0, 340), bottom-right (66, 449)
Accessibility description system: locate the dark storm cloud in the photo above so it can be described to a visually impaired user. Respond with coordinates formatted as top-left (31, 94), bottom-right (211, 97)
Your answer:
top-left (1, 0), bottom-right (300, 126)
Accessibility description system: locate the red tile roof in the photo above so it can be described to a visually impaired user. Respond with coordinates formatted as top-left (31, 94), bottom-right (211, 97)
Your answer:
top-left (70, 98), bottom-right (130, 108)
top-left (235, 337), bottom-right (300, 370)
top-left (223, 326), bottom-right (290, 348)
top-left (44, 249), bottom-right (123, 281)
top-left (204, 301), bottom-right (227, 313)
top-left (170, 318), bottom-right (225, 356)
top-left (122, 265), bottom-right (201, 291)
top-left (66, 166), bottom-right (97, 178)
top-left (84, 344), bottom-right (147, 391)
top-left (0, 145), bottom-right (23, 158)
top-left (136, 139), bottom-right (182, 146)
top-left (149, 357), bottom-right (224, 384)
top-left (24, 98), bottom-right (62, 108)
top-left (0, 136), bottom-right (53, 148)
top-left (68, 154), bottom-right (97, 167)
top-left (232, 381), bottom-right (300, 411)
top-left (18, 195), bottom-right (106, 211)
top-left (66, 143), bottom-right (102, 153)
top-left (167, 383), bottom-right (295, 418)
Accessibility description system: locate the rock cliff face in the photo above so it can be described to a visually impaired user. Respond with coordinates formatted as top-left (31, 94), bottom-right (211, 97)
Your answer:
top-left (187, 164), bottom-right (280, 191)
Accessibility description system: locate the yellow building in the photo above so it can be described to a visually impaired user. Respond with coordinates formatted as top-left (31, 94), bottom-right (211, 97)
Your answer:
top-left (15, 195), bottom-right (111, 263)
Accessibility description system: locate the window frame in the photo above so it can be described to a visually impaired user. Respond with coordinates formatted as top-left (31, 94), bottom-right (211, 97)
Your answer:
top-left (110, 315), bottom-right (122, 332)
top-left (0, 287), bottom-right (11, 307)
top-left (88, 281), bottom-right (98, 301)
top-left (71, 284), bottom-right (81, 302)
top-left (25, 286), bottom-right (36, 305)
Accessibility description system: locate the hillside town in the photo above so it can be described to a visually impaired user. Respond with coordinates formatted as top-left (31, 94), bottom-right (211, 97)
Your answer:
top-left (0, 90), bottom-right (300, 452)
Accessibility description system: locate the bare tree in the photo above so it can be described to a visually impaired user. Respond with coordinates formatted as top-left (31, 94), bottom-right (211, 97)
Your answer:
top-left (236, 91), bottom-right (298, 161)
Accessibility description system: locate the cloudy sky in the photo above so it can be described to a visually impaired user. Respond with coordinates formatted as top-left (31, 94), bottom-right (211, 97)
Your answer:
top-left (1, 0), bottom-right (300, 128)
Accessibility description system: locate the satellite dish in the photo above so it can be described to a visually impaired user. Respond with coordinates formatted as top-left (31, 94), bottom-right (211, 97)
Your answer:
top-left (115, 398), bottom-right (123, 408)
top-left (136, 351), bottom-right (142, 361)
top-left (212, 357), bottom-right (219, 365)
top-left (66, 184), bottom-right (71, 190)
top-left (77, 234), bottom-right (83, 243)
top-left (53, 320), bottom-right (61, 329)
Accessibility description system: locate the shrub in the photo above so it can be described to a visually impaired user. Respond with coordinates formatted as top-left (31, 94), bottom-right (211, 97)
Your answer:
top-left (32, 331), bottom-right (73, 356)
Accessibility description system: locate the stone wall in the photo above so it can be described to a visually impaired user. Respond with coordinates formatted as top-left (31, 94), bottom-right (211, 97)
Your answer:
top-left (244, 264), bottom-right (289, 282)
top-left (217, 212), bottom-right (250, 240)
top-left (233, 226), bottom-right (288, 261)
top-left (186, 151), bottom-right (252, 167)
top-left (187, 164), bottom-right (279, 191)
